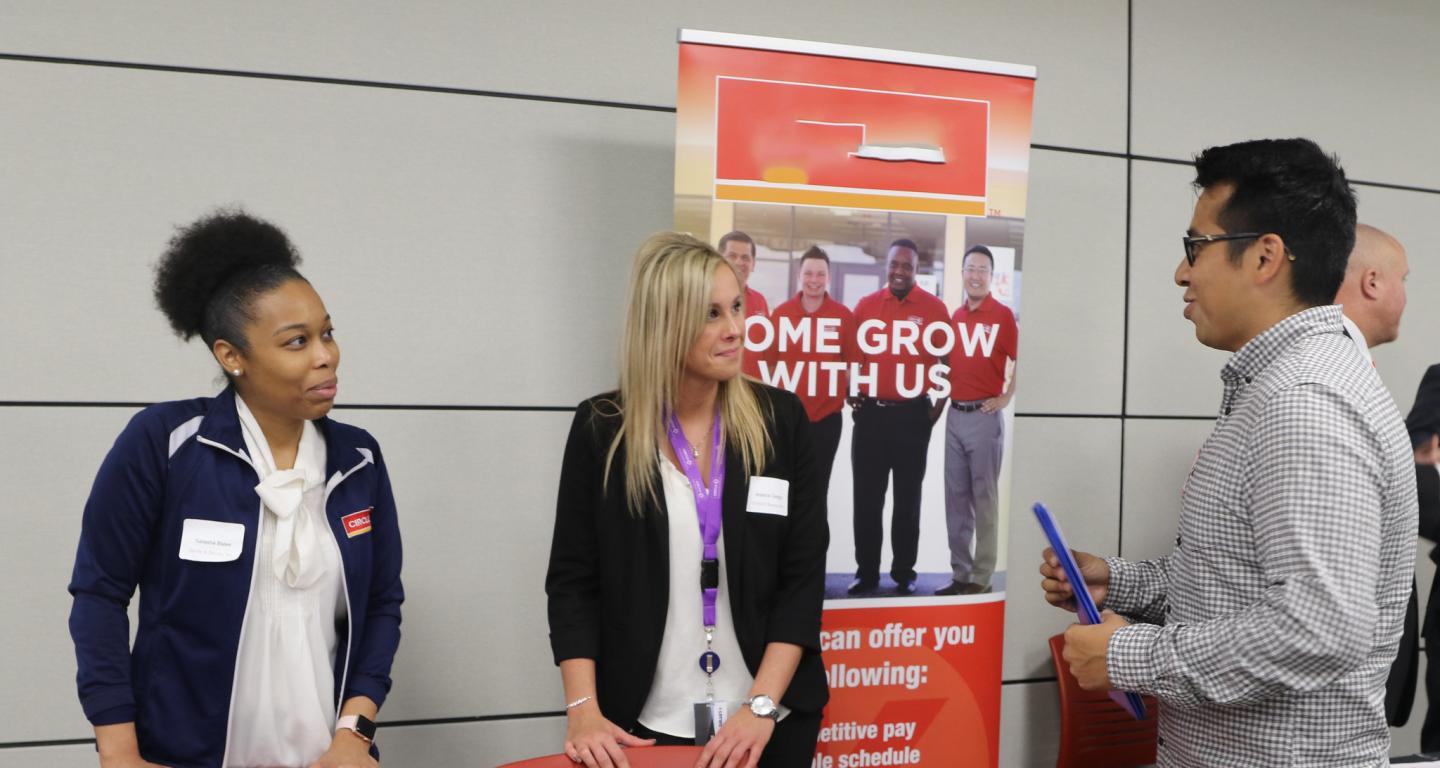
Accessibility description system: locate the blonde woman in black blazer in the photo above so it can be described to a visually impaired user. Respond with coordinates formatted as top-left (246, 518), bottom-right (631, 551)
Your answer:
top-left (546, 232), bottom-right (828, 768)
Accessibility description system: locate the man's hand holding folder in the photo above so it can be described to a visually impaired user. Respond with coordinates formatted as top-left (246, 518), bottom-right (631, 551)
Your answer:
top-left (1040, 547), bottom-right (1130, 691)
top-left (1039, 547), bottom-right (1110, 612)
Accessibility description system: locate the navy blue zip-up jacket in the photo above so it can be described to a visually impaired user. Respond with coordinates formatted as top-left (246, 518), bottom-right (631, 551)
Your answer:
top-left (68, 387), bottom-right (404, 767)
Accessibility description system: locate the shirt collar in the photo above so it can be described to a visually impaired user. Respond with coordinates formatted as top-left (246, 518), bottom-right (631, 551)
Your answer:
top-left (792, 291), bottom-right (833, 311)
top-left (883, 287), bottom-right (919, 305)
top-left (1222, 304), bottom-right (1344, 384)
top-left (960, 293), bottom-right (996, 314)
top-left (1340, 312), bottom-right (1373, 363)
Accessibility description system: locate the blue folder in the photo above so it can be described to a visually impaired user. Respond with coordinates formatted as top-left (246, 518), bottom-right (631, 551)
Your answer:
top-left (1033, 502), bottom-right (1147, 720)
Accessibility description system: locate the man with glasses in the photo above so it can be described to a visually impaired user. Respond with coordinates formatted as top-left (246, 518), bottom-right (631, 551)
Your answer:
top-left (1041, 138), bottom-right (1416, 766)
top-left (934, 245), bottom-right (1017, 596)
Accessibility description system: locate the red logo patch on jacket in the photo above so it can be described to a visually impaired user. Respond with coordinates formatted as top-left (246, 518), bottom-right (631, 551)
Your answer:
top-left (341, 508), bottom-right (373, 538)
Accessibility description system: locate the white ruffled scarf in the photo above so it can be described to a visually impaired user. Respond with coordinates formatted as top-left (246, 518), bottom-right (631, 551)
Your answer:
top-left (235, 396), bottom-right (329, 589)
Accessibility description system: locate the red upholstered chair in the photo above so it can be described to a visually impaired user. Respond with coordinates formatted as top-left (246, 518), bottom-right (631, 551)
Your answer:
top-left (497, 745), bottom-right (703, 768)
top-left (1049, 633), bottom-right (1159, 768)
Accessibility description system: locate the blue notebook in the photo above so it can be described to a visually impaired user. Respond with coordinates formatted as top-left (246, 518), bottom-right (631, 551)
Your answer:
top-left (1033, 502), bottom-right (1147, 720)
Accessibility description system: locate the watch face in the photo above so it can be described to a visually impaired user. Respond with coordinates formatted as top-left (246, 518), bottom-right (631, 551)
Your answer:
top-left (354, 715), bottom-right (378, 740)
top-left (749, 696), bottom-right (777, 717)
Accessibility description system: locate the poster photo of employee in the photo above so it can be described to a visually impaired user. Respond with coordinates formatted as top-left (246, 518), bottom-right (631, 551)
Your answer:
top-left (936, 245), bottom-right (1017, 597)
top-left (765, 246), bottom-right (858, 494)
top-left (719, 229), bottom-right (771, 380)
top-left (846, 239), bottom-right (951, 596)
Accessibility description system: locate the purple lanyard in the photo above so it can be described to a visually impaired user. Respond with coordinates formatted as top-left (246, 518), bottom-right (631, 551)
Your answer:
top-left (665, 409), bottom-right (725, 628)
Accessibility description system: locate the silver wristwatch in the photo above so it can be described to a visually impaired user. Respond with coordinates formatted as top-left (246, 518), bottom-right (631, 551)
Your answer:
top-left (746, 694), bottom-right (780, 721)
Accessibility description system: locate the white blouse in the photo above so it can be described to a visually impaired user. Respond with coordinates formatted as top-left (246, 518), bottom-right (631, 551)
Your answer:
top-left (226, 397), bottom-right (347, 768)
top-left (636, 457), bottom-right (755, 738)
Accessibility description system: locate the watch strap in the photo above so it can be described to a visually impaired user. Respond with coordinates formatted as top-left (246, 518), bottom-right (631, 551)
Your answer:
top-left (336, 714), bottom-right (377, 743)
top-left (746, 695), bottom-right (780, 720)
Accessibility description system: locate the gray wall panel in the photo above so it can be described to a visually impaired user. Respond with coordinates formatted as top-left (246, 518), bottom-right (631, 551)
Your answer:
top-left (326, 407), bottom-right (573, 721)
top-left (1125, 160), bottom-right (1230, 417)
top-left (1, 60), bottom-right (669, 406)
top-left (0, 0), bottom-right (1127, 152)
top-left (1004, 417), bottom-right (1120, 680)
top-left (0, 407), bottom-right (139, 743)
top-left (1017, 151), bottom-right (1127, 415)
top-left (997, 680), bottom-right (1060, 768)
top-left (1133, 0), bottom-right (1440, 189)
top-left (0, 744), bottom-right (96, 768)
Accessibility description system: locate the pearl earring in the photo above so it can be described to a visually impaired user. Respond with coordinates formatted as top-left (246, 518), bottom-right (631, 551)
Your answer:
top-left (232, 369), bottom-right (242, 376)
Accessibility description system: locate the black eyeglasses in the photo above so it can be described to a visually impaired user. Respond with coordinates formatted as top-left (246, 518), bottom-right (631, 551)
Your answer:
top-left (1180, 232), bottom-right (1262, 266)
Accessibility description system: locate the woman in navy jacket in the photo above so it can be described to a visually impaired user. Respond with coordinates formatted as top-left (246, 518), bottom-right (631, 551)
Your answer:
top-left (546, 233), bottom-right (828, 768)
top-left (68, 211), bottom-right (403, 768)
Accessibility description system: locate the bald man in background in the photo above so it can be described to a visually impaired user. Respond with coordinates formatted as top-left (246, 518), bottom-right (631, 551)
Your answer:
top-left (1335, 223), bottom-right (1408, 361)
top-left (1335, 224), bottom-right (1418, 726)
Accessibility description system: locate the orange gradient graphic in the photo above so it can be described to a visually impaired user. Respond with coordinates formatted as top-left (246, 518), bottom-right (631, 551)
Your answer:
top-left (676, 41), bottom-right (1034, 217)
top-left (817, 602), bottom-right (1005, 768)
top-left (714, 77), bottom-right (990, 213)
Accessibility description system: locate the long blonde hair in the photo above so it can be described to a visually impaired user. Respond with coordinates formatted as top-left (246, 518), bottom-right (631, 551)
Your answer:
top-left (601, 232), bottom-right (771, 513)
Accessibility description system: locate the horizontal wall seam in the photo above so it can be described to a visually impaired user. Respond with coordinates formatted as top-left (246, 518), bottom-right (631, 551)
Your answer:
top-left (7, 52), bottom-right (1437, 195)
top-left (0, 402), bottom-right (1222, 421)
top-left (0, 737), bottom-right (94, 750)
top-left (0, 53), bottom-right (675, 113)
top-left (1001, 675), bottom-right (1058, 686)
top-left (0, 401), bottom-right (578, 412)
top-left (379, 712), bottom-right (564, 728)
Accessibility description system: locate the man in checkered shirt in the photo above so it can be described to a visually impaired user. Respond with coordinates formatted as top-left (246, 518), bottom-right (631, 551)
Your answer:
top-left (1041, 138), bottom-right (1417, 767)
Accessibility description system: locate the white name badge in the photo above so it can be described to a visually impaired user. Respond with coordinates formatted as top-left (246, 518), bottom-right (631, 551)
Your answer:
top-left (746, 476), bottom-right (790, 516)
top-left (178, 519), bottom-right (245, 562)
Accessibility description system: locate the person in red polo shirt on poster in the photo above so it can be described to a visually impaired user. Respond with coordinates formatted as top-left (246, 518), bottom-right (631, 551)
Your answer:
top-left (846, 238), bottom-right (949, 596)
top-left (767, 246), bottom-right (857, 491)
top-left (719, 230), bottom-right (770, 379)
top-left (934, 245), bottom-right (1017, 596)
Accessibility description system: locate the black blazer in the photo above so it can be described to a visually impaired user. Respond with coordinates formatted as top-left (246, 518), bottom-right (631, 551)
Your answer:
top-left (545, 384), bottom-right (829, 730)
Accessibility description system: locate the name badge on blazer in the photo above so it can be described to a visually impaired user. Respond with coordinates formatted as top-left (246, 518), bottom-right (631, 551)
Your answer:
top-left (746, 477), bottom-right (789, 516)
top-left (178, 518), bottom-right (245, 562)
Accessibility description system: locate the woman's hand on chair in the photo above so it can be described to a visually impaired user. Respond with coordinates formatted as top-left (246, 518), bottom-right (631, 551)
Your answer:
top-left (565, 700), bottom-right (654, 768)
top-left (694, 708), bottom-right (773, 768)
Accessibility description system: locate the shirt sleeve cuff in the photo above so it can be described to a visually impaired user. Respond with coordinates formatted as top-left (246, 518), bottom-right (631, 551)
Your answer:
top-left (87, 703), bottom-right (137, 727)
top-left (1107, 622), bottom-right (1161, 695)
top-left (1102, 556), bottom-right (1139, 614)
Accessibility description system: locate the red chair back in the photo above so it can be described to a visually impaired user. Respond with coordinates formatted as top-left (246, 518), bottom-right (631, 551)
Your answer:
top-left (1049, 633), bottom-right (1158, 768)
top-left (497, 745), bottom-right (703, 768)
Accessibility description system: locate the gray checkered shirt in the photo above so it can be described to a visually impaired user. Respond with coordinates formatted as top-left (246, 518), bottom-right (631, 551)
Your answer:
top-left (1105, 305), bottom-right (1417, 767)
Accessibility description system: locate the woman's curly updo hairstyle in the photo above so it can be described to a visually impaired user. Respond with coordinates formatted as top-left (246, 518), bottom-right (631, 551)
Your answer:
top-left (154, 209), bottom-right (306, 353)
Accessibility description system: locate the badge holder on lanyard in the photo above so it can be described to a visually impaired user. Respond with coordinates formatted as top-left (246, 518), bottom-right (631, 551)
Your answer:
top-left (665, 409), bottom-right (727, 743)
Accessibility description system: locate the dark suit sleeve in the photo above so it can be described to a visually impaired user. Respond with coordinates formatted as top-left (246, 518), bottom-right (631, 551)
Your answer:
top-left (1418, 463), bottom-right (1440, 545)
top-left (764, 393), bottom-right (829, 651)
top-left (344, 438), bottom-right (405, 708)
top-left (546, 402), bottom-right (605, 663)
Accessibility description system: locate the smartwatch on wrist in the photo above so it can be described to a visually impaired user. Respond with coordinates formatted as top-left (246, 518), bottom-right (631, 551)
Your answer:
top-left (336, 714), bottom-right (377, 744)
top-left (745, 695), bottom-right (780, 721)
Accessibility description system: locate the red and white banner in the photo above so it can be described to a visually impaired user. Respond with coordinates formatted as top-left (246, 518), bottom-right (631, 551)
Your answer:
top-left (676, 30), bottom-right (1035, 767)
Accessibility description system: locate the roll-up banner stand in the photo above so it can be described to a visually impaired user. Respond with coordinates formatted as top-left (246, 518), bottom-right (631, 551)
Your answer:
top-left (675, 30), bottom-right (1036, 767)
